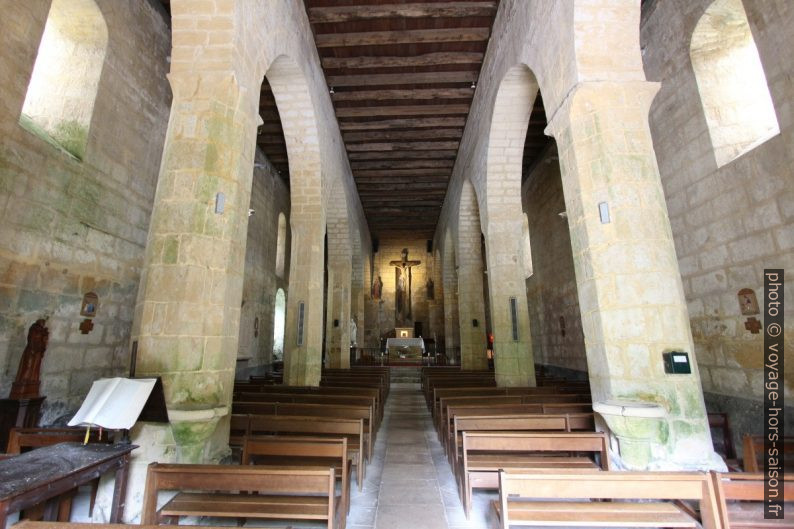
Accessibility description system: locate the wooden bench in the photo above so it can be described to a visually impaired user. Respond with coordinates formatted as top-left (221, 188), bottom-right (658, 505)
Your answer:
top-left (449, 414), bottom-right (570, 468)
top-left (243, 414), bottom-right (366, 490)
top-left (232, 401), bottom-right (375, 461)
top-left (460, 431), bottom-right (610, 518)
top-left (234, 391), bottom-right (380, 429)
top-left (141, 463), bottom-right (342, 529)
top-left (711, 471), bottom-right (793, 528)
top-left (242, 436), bottom-right (351, 527)
top-left (743, 434), bottom-right (794, 472)
top-left (492, 470), bottom-right (720, 528)
top-left (234, 386), bottom-right (383, 424)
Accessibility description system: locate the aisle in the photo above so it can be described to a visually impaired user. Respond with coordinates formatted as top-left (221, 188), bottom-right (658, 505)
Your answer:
top-left (347, 382), bottom-right (493, 529)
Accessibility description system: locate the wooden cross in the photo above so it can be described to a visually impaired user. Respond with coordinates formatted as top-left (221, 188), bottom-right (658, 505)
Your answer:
top-left (744, 317), bottom-right (761, 334)
top-left (79, 318), bottom-right (94, 335)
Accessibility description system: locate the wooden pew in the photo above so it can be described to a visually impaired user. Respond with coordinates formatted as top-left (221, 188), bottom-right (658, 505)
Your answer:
top-left (743, 434), bottom-right (794, 472)
top-left (433, 387), bottom-right (589, 422)
top-left (141, 463), bottom-right (342, 529)
top-left (492, 470), bottom-right (721, 529)
top-left (242, 436), bottom-right (351, 527)
top-left (233, 392), bottom-right (379, 431)
top-left (460, 431), bottom-right (610, 518)
top-left (244, 414), bottom-right (366, 490)
top-left (233, 386), bottom-right (383, 424)
top-left (232, 401), bottom-right (375, 461)
top-left (711, 471), bottom-right (794, 528)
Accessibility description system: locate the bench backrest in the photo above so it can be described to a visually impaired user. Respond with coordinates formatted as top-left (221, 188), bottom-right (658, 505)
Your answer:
top-left (141, 463), bottom-right (335, 525)
top-left (243, 435), bottom-right (347, 464)
top-left (498, 470), bottom-right (720, 529)
top-left (462, 431), bottom-right (610, 470)
top-left (248, 414), bottom-right (363, 438)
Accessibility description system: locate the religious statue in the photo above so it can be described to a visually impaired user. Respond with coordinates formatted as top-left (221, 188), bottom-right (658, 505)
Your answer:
top-left (10, 319), bottom-right (49, 399)
top-left (350, 318), bottom-right (357, 346)
top-left (426, 278), bottom-right (435, 300)
top-left (389, 248), bottom-right (421, 326)
top-left (371, 275), bottom-right (383, 300)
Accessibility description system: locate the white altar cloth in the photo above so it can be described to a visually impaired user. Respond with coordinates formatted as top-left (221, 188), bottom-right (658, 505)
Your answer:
top-left (386, 337), bottom-right (425, 354)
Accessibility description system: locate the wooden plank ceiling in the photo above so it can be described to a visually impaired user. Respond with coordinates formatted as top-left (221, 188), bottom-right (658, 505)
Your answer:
top-left (304, 0), bottom-right (499, 239)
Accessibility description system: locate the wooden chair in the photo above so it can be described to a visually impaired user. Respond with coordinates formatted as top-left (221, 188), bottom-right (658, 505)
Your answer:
top-left (492, 470), bottom-right (721, 528)
top-left (141, 463), bottom-right (342, 529)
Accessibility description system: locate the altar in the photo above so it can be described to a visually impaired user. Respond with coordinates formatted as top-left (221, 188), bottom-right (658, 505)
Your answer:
top-left (386, 337), bottom-right (425, 358)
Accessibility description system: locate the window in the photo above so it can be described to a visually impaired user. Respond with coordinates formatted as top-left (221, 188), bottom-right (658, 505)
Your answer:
top-left (20, 0), bottom-right (108, 160)
top-left (275, 212), bottom-right (286, 278)
top-left (522, 214), bottom-right (533, 279)
top-left (272, 288), bottom-right (286, 360)
top-left (691, 0), bottom-right (779, 167)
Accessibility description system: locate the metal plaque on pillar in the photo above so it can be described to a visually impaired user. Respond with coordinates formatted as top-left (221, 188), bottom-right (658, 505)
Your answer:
top-left (297, 301), bottom-right (305, 346)
top-left (509, 297), bottom-right (519, 341)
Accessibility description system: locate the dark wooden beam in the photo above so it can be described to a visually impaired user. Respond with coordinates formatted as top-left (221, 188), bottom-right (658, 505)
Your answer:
top-left (344, 128), bottom-right (463, 142)
top-left (336, 105), bottom-right (470, 118)
top-left (315, 28), bottom-right (490, 48)
top-left (351, 159), bottom-right (454, 170)
top-left (309, 2), bottom-right (496, 23)
top-left (347, 141), bottom-right (459, 152)
top-left (339, 117), bottom-right (466, 131)
top-left (327, 71), bottom-right (477, 87)
top-left (355, 177), bottom-right (450, 185)
top-left (348, 150), bottom-right (459, 161)
top-left (322, 52), bottom-right (484, 70)
top-left (355, 168), bottom-right (450, 178)
top-left (332, 88), bottom-right (473, 101)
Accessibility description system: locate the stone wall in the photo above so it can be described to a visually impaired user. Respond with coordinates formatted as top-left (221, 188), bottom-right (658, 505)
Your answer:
top-left (641, 0), bottom-right (793, 435)
top-left (365, 238), bottom-right (438, 347)
top-left (522, 149), bottom-right (587, 374)
top-left (236, 153), bottom-right (290, 379)
top-left (0, 0), bottom-right (171, 423)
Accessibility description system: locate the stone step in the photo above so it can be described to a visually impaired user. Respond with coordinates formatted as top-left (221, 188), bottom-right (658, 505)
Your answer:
top-left (390, 366), bottom-right (421, 383)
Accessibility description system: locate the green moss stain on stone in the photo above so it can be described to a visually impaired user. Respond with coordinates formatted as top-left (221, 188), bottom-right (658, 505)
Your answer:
top-left (163, 236), bottom-right (179, 264)
top-left (51, 120), bottom-right (88, 160)
top-left (171, 418), bottom-right (220, 463)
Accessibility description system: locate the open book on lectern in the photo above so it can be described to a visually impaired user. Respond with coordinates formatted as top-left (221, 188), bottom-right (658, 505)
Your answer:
top-left (68, 377), bottom-right (168, 430)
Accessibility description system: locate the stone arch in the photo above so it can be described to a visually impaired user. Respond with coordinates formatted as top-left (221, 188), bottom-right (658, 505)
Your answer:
top-left (457, 179), bottom-right (488, 370)
top-left (20, 0), bottom-right (108, 160)
top-left (262, 54), bottom-right (326, 385)
top-left (442, 228), bottom-right (460, 363)
top-left (482, 64), bottom-right (539, 386)
top-left (690, 0), bottom-right (779, 167)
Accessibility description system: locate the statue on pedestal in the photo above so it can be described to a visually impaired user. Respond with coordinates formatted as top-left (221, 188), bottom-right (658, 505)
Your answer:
top-left (10, 319), bottom-right (49, 399)
top-left (390, 249), bottom-right (421, 326)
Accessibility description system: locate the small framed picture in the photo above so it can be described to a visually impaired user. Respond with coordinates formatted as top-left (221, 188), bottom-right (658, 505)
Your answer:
top-left (81, 292), bottom-right (99, 317)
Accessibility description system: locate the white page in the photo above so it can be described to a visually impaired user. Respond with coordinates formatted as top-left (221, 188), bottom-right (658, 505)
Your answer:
top-left (68, 377), bottom-right (157, 430)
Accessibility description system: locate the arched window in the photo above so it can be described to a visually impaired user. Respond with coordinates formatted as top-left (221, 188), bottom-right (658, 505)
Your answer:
top-left (275, 212), bottom-right (286, 278)
top-left (20, 0), bottom-right (108, 160)
top-left (691, 0), bottom-right (779, 167)
top-left (522, 214), bottom-right (533, 279)
top-left (272, 288), bottom-right (286, 360)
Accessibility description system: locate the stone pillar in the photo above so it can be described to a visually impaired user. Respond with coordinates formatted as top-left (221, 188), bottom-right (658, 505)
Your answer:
top-left (484, 220), bottom-right (536, 386)
top-left (546, 81), bottom-right (721, 470)
top-left (442, 262), bottom-right (460, 363)
top-left (131, 71), bottom-right (257, 463)
top-left (283, 216), bottom-right (325, 386)
top-left (325, 265), bottom-right (351, 369)
top-left (457, 261), bottom-right (488, 371)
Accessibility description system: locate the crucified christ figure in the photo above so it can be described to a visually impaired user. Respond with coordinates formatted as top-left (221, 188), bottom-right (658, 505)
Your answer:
top-left (390, 248), bottom-right (421, 326)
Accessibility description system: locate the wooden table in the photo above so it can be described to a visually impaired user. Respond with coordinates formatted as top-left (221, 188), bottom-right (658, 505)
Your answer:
top-left (0, 443), bottom-right (136, 527)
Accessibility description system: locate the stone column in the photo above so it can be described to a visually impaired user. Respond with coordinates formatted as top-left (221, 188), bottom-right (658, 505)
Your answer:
top-left (283, 216), bottom-right (325, 386)
top-left (442, 267), bottom-right (460, 363)
top-left (131, 71), bottom-right (257, 463)
top-left (325, 264), bottom-right (351, 368)
top-left (457, 261), bottom-right (488, 371)
top-left (546, 81), bottom-right (722, 470)
top-left (484, 220), bottom-right (536, 386)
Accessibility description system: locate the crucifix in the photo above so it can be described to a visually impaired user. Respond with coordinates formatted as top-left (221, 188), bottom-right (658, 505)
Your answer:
top-left (389, 248), bottom-right (421, 326)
